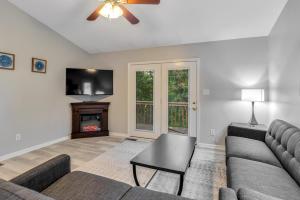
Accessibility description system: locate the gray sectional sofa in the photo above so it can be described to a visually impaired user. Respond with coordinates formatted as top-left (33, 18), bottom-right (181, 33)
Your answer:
top-left (220, 119), bottom-right (300, 200)
top-left (0, 155), bottom-right (191, 200)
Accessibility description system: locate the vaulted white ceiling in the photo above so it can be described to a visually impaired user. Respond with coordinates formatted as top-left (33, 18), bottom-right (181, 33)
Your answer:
top-left (8, 0), bottom-right (287, 54)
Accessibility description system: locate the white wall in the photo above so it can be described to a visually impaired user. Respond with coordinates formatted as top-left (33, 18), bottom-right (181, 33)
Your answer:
top-left (0, 1), bottom-right (89, 156)
top-left (89, 37), bottom-right (269, 145)
top-left (269, 0), bottom-right (300, 127)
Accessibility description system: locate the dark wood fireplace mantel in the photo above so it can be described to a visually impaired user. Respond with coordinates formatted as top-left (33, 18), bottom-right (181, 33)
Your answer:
top-left (71, 102), bottom-right (110, 139)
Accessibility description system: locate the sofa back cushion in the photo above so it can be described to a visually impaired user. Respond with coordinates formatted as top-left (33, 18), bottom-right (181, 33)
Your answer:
top-left (265, 119), bottom-right (300, 185)
top-left (0, 179), bottom-right (54, 200)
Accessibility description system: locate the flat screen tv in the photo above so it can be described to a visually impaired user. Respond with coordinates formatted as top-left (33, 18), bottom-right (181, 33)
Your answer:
top-left (66, 68), bottom-right (113, 96)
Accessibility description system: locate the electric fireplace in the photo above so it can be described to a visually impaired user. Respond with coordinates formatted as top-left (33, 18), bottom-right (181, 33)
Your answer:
top-left (71, 102), bottom-right (110, 139)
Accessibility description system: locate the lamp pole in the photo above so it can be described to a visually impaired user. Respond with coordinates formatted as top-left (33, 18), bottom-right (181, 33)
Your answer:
top-left (249, 101), bottom-right (258, 126)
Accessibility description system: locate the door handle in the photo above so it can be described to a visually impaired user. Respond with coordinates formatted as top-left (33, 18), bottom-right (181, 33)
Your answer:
top-left (192, 102), bottom-right (197, 111)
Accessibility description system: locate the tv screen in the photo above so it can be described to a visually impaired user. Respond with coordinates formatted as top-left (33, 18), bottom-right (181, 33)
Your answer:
top-left (66, 68), bottom-right (113, 96)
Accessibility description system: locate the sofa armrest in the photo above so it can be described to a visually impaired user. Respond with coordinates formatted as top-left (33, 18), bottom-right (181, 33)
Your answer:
top-left (219, 188), bottom-right (238, 200)
top-left (10, 154), bottom-right (71, 192)
top-left (227, 125), bottom-right (266, 142)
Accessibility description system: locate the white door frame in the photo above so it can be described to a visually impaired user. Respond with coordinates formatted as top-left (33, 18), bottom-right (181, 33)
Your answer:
top-left (128, 58), bottom-right (201, 140)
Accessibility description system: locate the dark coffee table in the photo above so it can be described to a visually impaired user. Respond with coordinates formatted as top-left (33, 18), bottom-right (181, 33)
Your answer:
top-left (130, 134), bottom-right (196, 196)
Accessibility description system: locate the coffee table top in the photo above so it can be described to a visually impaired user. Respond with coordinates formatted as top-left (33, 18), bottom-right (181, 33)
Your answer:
top-left (130, 134), bottom-right (196, 174)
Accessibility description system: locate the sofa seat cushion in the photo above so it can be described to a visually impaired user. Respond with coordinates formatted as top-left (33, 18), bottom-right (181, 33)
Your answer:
top-left (237, 188), bottom-right (283, 200)
top-left (42, 171), bottom-right (131, 200)
top-left (226, 136), bottom-right (282, 167)
top-left (121, 187), bottom-right (192, 200)
top-left (0, 179), bottom-right (54, 200)
top-left (227, 157), bottom-right (300, 200)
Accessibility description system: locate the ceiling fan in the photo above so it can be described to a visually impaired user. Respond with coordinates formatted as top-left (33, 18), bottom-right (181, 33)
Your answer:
top-left (87, 0), bottom-right (160, 25)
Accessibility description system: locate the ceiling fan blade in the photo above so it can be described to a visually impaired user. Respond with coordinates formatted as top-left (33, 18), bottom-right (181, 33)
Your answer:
top-left (87, 4), bottom-right (105, 21)
top-left (126, 0), bottom-right (160, 4)
top-left (119, 5), bottom-right (140, 25)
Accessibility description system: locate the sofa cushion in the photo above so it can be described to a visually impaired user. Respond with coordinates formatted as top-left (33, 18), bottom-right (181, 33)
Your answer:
top-left (265, 119), bottom-right (300, 185)
top-left (121, 187), bottom-right (192, 200)
top-left (227, 157), bottom-right (300, 200)
top-left (238, 188), bottom-right (283, 200)
top-left (226, 136), bottom-right (282, 167)
top-left (0, 179), bottom-right (54, 200)
top-left (42, 171), bottom-right (131, 200)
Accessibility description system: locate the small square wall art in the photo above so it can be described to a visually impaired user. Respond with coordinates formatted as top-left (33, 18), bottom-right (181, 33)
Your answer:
top-left (32, 58), bottom-right (47, 73)
top-left (0, 52), bottom-right (15, 70)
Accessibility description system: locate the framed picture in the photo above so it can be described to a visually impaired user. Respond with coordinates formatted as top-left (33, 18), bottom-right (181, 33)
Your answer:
top-left (0, 52), bottom-right (15, 70)
top-left (32, 58), bottom-right (47, 73)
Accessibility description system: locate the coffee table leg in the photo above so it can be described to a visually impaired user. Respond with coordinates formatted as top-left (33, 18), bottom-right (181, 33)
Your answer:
top-left (132, 164), bottom-right (140, 186)
top-left (188, 146), bottom-right (196, 168)
top-left (177, 174), bottom-right (184, 196)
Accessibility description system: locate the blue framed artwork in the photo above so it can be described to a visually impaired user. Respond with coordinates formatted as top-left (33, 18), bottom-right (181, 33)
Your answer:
top-left (32, 58), bottom-right (47, 73)
top-left (0, 52), bottom-right (15, 70)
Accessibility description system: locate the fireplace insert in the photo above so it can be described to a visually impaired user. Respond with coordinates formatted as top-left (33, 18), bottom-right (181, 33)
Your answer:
top-left (80, 113), bottom-right (101, 132)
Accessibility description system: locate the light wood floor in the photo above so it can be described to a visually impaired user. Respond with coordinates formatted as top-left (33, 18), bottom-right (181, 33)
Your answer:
top-left (0, 136), bottom-right (124, 181)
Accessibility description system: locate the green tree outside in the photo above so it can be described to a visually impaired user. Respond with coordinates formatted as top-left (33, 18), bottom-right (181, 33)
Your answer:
top-left (135, 70), bottom-right (189, 132)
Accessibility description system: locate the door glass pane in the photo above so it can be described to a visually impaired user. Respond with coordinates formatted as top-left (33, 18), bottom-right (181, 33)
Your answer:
top-left (168, 70), bottom-right (189, 134)
top-left (136, 71), bottom-right (154, 131)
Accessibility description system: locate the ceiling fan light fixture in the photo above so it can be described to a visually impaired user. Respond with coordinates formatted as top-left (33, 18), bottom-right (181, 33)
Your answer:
top-left (99, 2), bottom-right (123, 19)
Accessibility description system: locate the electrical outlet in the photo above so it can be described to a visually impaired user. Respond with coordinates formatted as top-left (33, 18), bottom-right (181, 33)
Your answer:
top-left (210, 129), bottom-right (216, 137)
top-left (16, 134), bottom-right (21, 141)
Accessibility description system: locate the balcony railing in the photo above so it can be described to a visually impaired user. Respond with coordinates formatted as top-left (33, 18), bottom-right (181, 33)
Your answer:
top-left (136, 101), bottom-right (188, 134)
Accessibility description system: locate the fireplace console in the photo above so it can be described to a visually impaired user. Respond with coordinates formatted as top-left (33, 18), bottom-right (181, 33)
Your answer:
top-left (71, 102), bottom-right (110, 139)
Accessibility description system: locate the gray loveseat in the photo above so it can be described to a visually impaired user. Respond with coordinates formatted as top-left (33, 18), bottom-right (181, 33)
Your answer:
top-left (220, 119), bottom-right (300, 200)
top-left (0, 155), bottom-right (191, 200)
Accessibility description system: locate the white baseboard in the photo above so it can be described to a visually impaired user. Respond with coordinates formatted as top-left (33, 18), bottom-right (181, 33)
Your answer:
top-left (0, 136), bottom-right (70, 162)
top-left (197, 142), bottom-right (225, 151)
top-left (110, 132), bottom-right (128, 138)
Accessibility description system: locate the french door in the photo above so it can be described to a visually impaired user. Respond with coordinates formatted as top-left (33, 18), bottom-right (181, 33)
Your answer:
top-left (128, 64), bottom-right (161, 138)
top-left (129, 61), bottom-right (198, 139)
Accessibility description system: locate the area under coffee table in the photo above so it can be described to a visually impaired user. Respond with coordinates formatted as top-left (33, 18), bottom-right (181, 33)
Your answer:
top-left (130, 134), bottom-right (196, 196)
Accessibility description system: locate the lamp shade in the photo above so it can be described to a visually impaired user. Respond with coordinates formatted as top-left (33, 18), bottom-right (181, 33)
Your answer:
top-left (241, 89), bottom-right (265, 102)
